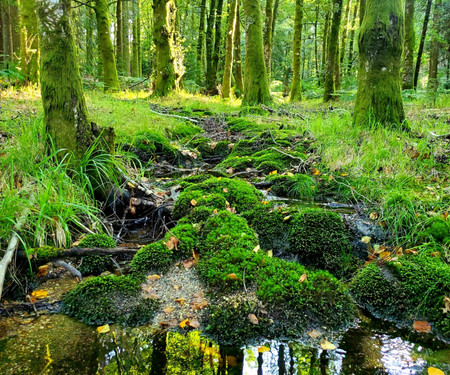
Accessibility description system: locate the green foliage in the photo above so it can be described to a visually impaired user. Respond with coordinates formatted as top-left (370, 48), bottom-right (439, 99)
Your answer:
top-left (132, 131), bottom-right (179, 164)
top-left (172, 190), bottom-right (227, 220)
top-left (79, 255), bottom-right (112, 276)
top-left (62, 275), bottom-right (158, 326)
top-left (164, 223), bottom-right (200, 259)
top-left (267, 174), bottom-right (318, 199)
top-left (350, 254), bottom-right (450, 338)
top-left (424, 218), bottom-right (450, 244)
top-left (130, 241), bottom-right (173, 276)
top-left (79, 233), bottom-right (116, 248)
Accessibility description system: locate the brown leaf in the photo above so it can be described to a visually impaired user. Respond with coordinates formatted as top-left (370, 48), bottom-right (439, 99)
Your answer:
top-left (307, 329), bottom-right (323, 339)
top-left (443, 296), bottom-right (450, 314)
top-left (183, 258), bottom-right (197, 269)
top-left (299, 273), bottom-right (308, 283)
top-left (248, 314), bottom-right (259, 325)
top-left (165, 236), bottom-right (179, 251)
top-left (190, 199), bottom-right (197, 206)
top-left (147, 274), bottom-right (161, 281)
top-left (175, 298), bottom-right (186, 306)
top-left (187, 319), bottom-right (200, 329)
top-left (191, 299), bottom-right (208, 311)
top-left (222, 188), bottom-right (228, 193)
top-left (163, 307), bottom-right (174, 314)
top-left (37, 265), bottom-right (49, 277)
top-left (226, 167), bottom-right (233, 175)
top-left (413, 320), bottom-right (431, 333)
top-left (226, 273), bottom-right (238, 280)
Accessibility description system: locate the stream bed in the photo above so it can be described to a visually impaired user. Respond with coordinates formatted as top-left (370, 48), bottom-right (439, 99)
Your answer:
top-left (0, 313), bottom-right (448, 374)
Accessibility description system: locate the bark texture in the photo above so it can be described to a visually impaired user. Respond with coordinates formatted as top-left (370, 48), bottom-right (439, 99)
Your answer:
top-left (353, 0), bottom-right (405, 126)
top-left (290, 0), bottom-right (303, 102)
top-left (233, 0), bottom-right (244, 98)
top-left (131, 0), bottom-right (141, 77)
top-left (196, 0), bottom-right (207, 84)
top-left (222, 0), bottom-right (238, 99)
top-left (263, 0), bottom-right (274, 84)
top-left (414, 0), bottom-right (433, 89)
top-left (402, 0), bottom-right (415, 89)
top-left (205, 0), bottom-right (217, 91)
top-left (19, 0), bottom-right (40, 84)
top-left (428, 0), bottom-right (442, 92)
top-left (242, 0), bottom-right (271, 105)
top-left (209, 0), bottom-right (224, 92)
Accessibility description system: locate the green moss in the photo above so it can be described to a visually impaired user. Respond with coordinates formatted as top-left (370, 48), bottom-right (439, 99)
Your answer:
top-left (198, 210), bottom-right (259, 254)
top-left (62, 275), bottom-right (158, 326)
top-left (267, 174), bottom-right (317, 199)
top-left (425, 218), bottom-right (450, 243)
top-left (350, 254), bottom-right (450, 338)
top-left (163, 223), bottom-right (200, 259)
top-left (79, 233), bottom-right (116, 248)
top-left (186, 137), bottom-right (215, 157)
top-left (288, 209), bottom-right (354, 276)
top-left (167, 123), bottom-right (202, 141)
top-left (178, 174), bottom-right (216, 189)
top-left (130, 241), bottom-right (173, 275)
top-left (26, 246), bottom-right (64, 260)
top-left (172, 191), bottom-right (228, 220)
top-left (228, 139), bottom-right (258, 157)
top-left (132, 131), bottom-right (179, 164)
top-left (216, 156), bottom-right (254, 172)
top-left (178, 206), bottom-right (215, 224)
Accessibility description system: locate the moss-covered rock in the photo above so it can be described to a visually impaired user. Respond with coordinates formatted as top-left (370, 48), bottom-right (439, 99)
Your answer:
top-left (267, 174), bottom-right (317, 199)
top-left (132, 131), bottom-right (180, 164)
top-left (350, 254), bottom-right (450, 339)
top-left (130, 241), bottom-right (173, 276)
top-left (78, 234), bottom-right (116, 276)
top-left (172, 191), bottom-right (228, 220)
top-left (62, 275), bottom-right (158, 326)
top-left (78, 233), bottom-right (116, 248)
top-left (425, 218), bottom-right (450, 244)
top-left (163, 223), bottom-right (200, 259)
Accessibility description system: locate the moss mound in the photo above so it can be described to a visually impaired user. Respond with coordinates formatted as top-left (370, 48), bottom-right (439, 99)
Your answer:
top-left (130, 241), bottom-right (173, 276)
top-left (132, 131), bottom-right (180, 164)
top-left (26, 246), bottom-right (64, 260)
top-left (350, 254), bottom-right (450, 339)
top-left (78, 234), bottom-right (116, 276)
top-left (172, 191), bottom-right (228, 220)
top-left (62, 275), bottom-right (158, 326)
top-left (267, 174), bottom-right (318, 199)
top-left (163, 223), bottom-right (200, 259)
top-left (79, 234), bottom-right (116, 248)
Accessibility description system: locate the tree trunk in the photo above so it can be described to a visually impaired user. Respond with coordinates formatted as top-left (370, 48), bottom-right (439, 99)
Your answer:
top-left (353, 0), bottom-right (405, 126)
top-left (10, 2), bottom-right (20, 61)
top-left (321, 10), bottom-right (331, 82)
top-left (36, 0), bottom-right (94, 160)
top-left (323, 0), bottom-right (343, 102)
top-left (413, 0), bottom-right (433, 89)
top-left (131, 0), bottom-right (141, 77)
top-left (116, 0), bottom-right (123, 74)
top-left (339, 0), bottom-right (351, 74)
top-left (153, 0), bottom-right (180, 96)
top-left (314, 5), bottom-right (320, 82)
top-left (290, 0), bottom-right (303, 102)
top-left (359, 0), bottom-right (366, 25)
top-left (0, 2), bottom-right (3, 62)
top-left (427, 0), bottom-right (442, 92)
top-left (205, 0), bottom-right (217, 91)
top-left (402, 0), bottom-right (415, 89)
top-left (222, 0), bottom-right (238, 99)
top-left (196, 0), bottom-right (207, 84)
top-left (94, 0), bottom-right (120, 91)
top-left (242, 0), bottom-right (272, 105)
top-left (122, 0), bottom-right (130, 76)
top-left (149, 330), bottom-right (167, 375)
top-left (85, 7), bottom-right (95, 76)
top-left (347, 2), bottom-right (358, 73)
top-left (263, 0), bottom-right (274, 85)
top-left (19, 0), bottom-right (40, 84)
top-left (233, 0), bottom-right (244, 98)
top-left (210, 0), bottom-right (224, 92)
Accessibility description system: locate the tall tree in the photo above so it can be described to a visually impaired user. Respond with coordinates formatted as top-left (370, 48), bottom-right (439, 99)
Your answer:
top-left (131, 0), bottom-right (141, 77)
top-left (290, 0), bottom-right (303, 102)
top-left (2, 1), bottom-right (20, 62)
top-left (196, 0), bottom-right (207, 84)
top-left (222, 0), bottom-right (238, 99)
top-left (19, 0), bottom-right (40, 84)
top-left (323, 0), bottom-right (343, 102)
top-left (205, 0), bottom-right (217, 91)
top-left (116, 0), bottom-right (123, 74)
top-left (122, 0), bottom-right (130, 75)
top-left (153, 0), bottom-right (181, 96)
top-left (346, 1), bottom-right (358, 73)
top-left (85, 7), bottom-right (95, 75)
top-left (263, 0), bottom-right (274, 84)
top-left (354, 0), bottom-right (405, 126)
top-left (402, 0), bottom-right (415, 89)
top-left (242, 0), bottom-right (271, 105)
top-left (339, 0), bottom-right (351, 73)
top-left (210, 0), bottom-right (224, 92)
top-left (233, 0), bottom-right (244, 97)
top-left (428, 0), bottom-right (442, 92)
top-left (414, 0), bottom-right (433, 89)
top-left (36, 0), bottom-right (95, 160)
top-left (94, 0), bottom-right (120, 91)
top-left (321, 9), bottom-right (331, 77)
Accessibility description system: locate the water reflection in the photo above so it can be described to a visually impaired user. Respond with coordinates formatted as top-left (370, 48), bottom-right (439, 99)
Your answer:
top-left (0, 315), bottom-right (449, 374)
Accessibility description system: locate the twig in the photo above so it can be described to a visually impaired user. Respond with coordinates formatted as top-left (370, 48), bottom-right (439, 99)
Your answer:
top-left (149, 106), bottom-right (200, 124)
top-left (128, 76), bottom-right (150, 89)
top-left (53, 260), bottom-right (82, 282)
top-left (269, 147), bottom-right (305, 161)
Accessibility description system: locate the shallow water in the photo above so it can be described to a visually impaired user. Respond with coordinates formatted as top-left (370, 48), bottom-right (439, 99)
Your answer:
top-left (0, 314), bottom-right (448, 374)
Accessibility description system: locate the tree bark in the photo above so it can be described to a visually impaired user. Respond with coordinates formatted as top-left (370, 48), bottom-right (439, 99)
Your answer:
top-left (359, 0), bottom-right (366, 25)
top-left (131, 0), bottom-right (141, 77)
top-left (116, 0), bottom-right (123, 74)
top-left (353, 0), bottom-right (405, 126)
top-left (209, 0), bottom-right (224, 93)
top-left (339, 0), bottom-right (351, 74)
top-left (205, 0), bottom-right (217, 91)
top-left (0, 2), bottom-right (3, 62)
top-left (94, 0), bottom-right (120, 91)
top-left (153, 0), bottom-right (180, 96)
top-left (347, 2), bottom-right (358, 73)
top-left (85, 7), bottom-right (95, 76)
top-left (323, 0), bottom-right (343, 102)
top-left (222, 0), bottom-right (238, 99)
top-left (263, 0), bottom-right (274, 85)
top-left (402, 0), bottom-right (415, 89)
top-left (427, 0), bottom-right (442, 92)
top-left (122, 0), bottom-right (130, 76)
top-left (36, 0), bottom-right (95, 159)
top-left (19, 0), bottom-right (40, 84)
top-left (242, 0), bottom-right (271, 105)
top-left (233, 0), bottom-right (244, 98)
top-left (290, 0), bottom-right (303, 102)
top-left (414, 0), bottom-right (433, 89)
top-left (321, 10), bottom-right (331, 83)
top-left (196, 0), bottom-right (207, 84)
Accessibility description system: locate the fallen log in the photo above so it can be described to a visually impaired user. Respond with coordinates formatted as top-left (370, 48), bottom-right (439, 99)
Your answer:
top-left (17, 246), bottom-right (141, 259)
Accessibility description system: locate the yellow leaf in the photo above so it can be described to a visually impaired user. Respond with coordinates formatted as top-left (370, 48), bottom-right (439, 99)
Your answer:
top-left (31, 290), bottom-right (48, 299)
top-left (163, 307), bottom-right (174, 314)
top-left (361, 236), bottom-right (371, 244)
top-left (379, 251), bottom-right (391, 259)
top-left (312, 168), bottom-right (321, 176)
top-left (179, 319), bottom-right (189, 328)
top-left (174, 298), bottom-right (186, 306)
top-left (37, 265), bottom-right (49, 277)
top-left (340, 173), bottom-right (349, 177)
top-left (443, 296), bottom-right (450, 314)
top-left (226, 273), bottom-right (238, 280)
top-left (428, 368), bottom-right (445, 375)
top-left (223, 188), bottom-right (229, 193)
top-left (96, 324), bottom-right (110, 334)
top-left (258, 346), bottom-right (270, 353)
top-left (299, 273), bottom-right (308, 283)
top-left (147, 274), bottom-right (161, 281)
top-left (248, 314), bottom-right (259, 325)
top-left (165, 236), bottom-right (179, 250)
top-left (253, 245), bottom-right (261, 253)
top-left (267, 250), bottom-right (273, 258)
top-left (320, 340), bottom-right (336, 351)
top-left (307, 329), bottom-right (323, 339)
top-left (369, 212), bottom-right (379, 220)
top-left (262, 201), bottom-right (269, 205)
top-left (269, 170), bottom-right (278, 175)
top-left (190, 199), bottom-right (197, 206)
top-left (283, 215), bottom-right (292, 222)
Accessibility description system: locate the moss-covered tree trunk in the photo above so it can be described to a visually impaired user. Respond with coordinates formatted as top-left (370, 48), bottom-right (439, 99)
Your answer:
top-left (353, 0), bottom-right (405, 126)
top-left (19, 0), bottom-right (40, 84)
top-left (359, 0), bottom-right (366, 25)
top-left (122, 0), bottom-right (130, 76)
top-left (131, 0), bottom-right (141, 77)
top-left (339, 0), bottom-right (351, 73)
top-left (347, 2), bottom-right (358, 73)
top-left (263, 0), bottom-right (274, 84)
top-left (323, 0), bottom-right (343, 102)
top-left (233, 0), bottom-right (244, 98)
top-left (116, 0), bottom-right (123, 74)
top-left (36, 0), bottom-right (94, 160)
top-left (85, 7), bottom-right (95, 76)
top-left (94, 0), bottom-right (120, 91)
top-left (205, 0), bottom-right (217, 91)
top-left (207, 0), bottom-right (223, 93)
top-left (290, 0), bottom-right (303, 102)
top-left (242, 0), bottom-right (271, 105)
top-left (153, 0), bottom-right (180, 96)
top-left (0, 2), bottom-right (3, 63)
top-left (321, 9), bottom-right (331, 79)
top-left (427, 0), bottom-right (442, 92)
top-left (2, 1), bottom-right (21, 62)
top-left (222, 0), bottom-right (238, 99)
top-left (402, 0), bottom-right (415, 89)
top-left (414, 0), bottom-right (432, 89)
top-left (196, 0), bottom-right (207, 84)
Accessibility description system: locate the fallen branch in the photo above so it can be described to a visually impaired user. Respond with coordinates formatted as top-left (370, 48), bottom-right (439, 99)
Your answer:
top-left (128, 76), bottom-right (150, 89)
top-left (54, 260), bottom-right (82, 282)
top-left (17, 246), bottom-right (140, 259)
top-left (269, 147), bottom-right (305, 161)
top-left (149, 106), bottom-right (200, 124)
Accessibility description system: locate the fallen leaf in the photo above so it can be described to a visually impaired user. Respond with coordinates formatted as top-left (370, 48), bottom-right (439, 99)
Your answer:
top-left (147, 274), bottom-right (161, 281)
top-left (430, 252), bottom-right (441, 257)
top-left (299, 273), bottom-right (308, 283)
top-left (31, 290), bottom-right (48, 300)
top-left (269, 170), bottom-right (278, 175)
top-left (443, 296), bottom-right (450, 314)
top-left (320, 340), bottom-right (336, 351)
top-left (267, 250), bottom-right (273, 258)
top-left (253, 245), bottom-right (261, 253)
top-left (226, 167), bottom-right (233, 175)
top-left (226, 273), bottom-right (238, 280)
top-left (395, 247), bottom-right (404, 256)
top-left (283, 215), bottom-right (292, 222)
top-left (183, 259), bottom-right (197, 269)
top-left (307, 329), bottom-right (323, 339)
top-left (190, 199), bottom-right (197, 206)
top-left (223, 188), bottom-right (229, 193)
top-left (262, 201), bottom-right (269, 205)
top-left (340, 173), bottom-right (349, 177)
top-left (165, 236), bottom-right (179, 250)
top-left (361, 236), bottom-right (371, 244)
top-left (97, 324), bottom-right (110, 334)
top-left (405, 248), bottom-right (418, 255)
top-left (312, 168), bottom-right (321, 176)
top-left (248, 314), bottom-right (259, 325)
top-left (369, 212), bottom-right (379, 220)
top-left (175, 298), bottom-right (186, 306)
top-left (428, 367), bottom-right (445, 375)
top-left (187, 319), bottom-right (200, 329)
top-left (191, 299), bottom-right (208, 310)
top-left (163, 307), bottom-right (174, 314)
top-left (179, 319), bottom-right (190, 328)
top-left (379, 251), bottom-right (391, 259)
top-left (258, 346), bottom-right (270, 353)
top-left (413, 321), bottom-right (431, 333)
top-left (37, 265), bottom-right (49, 277)
top-left (160, 320), bottom-right (178, 328)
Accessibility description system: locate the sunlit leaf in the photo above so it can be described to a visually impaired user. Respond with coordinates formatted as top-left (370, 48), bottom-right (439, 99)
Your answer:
top-left (299, 273), bottom-right (308, 283)
top-left (187, 319), bottom-right (200, 329)
top-left (226, 273), bottom-right (238, 280)
top-left (96, 324), bottom-right (110, 334)
top-left (267, 250), bottom-right (273, 258)
top-left (361, 236), bottom-right (371, 244)
top-left (320, 340), bottom-right (336, 350)
top-left (31, 290), bottom-right (48, 299)
top-left (307, 329), bottom-right (323, 339)
top-left (248, 314), bottom-right (259, 325)
top-left (428, 367), bottom-right (445, 375)
top-left (37, 265), bottom-right (49, 277)
top-left (258, 346), bottom-right (270, 353)
top-left (190, 199), bottom-right (197, 206)
top-left (147, 274), bottom-right (161, 281)
top-left (163, 307), bottom-right (174, 314)
top-left (179, 319), bottom-right (189, 328)
top-left (174, 298), bottom-right (186, 306)
top-left (269, 170), bottom-right (278, 175)
top-left (253, 245), bottom-right (260, 253)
